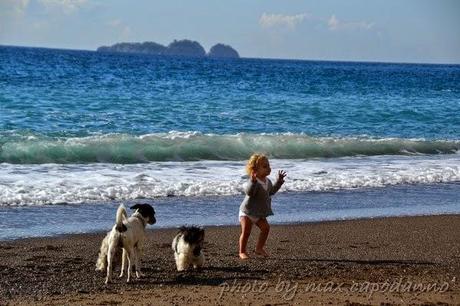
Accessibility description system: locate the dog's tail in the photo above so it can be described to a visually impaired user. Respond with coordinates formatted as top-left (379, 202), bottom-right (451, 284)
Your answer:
top-left (115, 204), bottom-right (128, 232)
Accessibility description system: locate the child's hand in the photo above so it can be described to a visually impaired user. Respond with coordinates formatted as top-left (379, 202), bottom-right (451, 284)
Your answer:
top-left (251, 170), bottom-right (258, 182)
top-left (277, 170), bottom-right (287, 184)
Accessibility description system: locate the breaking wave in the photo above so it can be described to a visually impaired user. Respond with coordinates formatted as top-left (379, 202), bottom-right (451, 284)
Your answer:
top-left (1, 132), bottom-right (458, 164)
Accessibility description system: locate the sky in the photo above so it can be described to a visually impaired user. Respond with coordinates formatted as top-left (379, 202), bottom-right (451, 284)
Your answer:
top-left (1, 0), bottom-right (459, 64)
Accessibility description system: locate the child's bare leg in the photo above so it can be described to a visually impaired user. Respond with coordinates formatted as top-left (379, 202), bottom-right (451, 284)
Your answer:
top-left (239, 216), bottom-right (252, 259)
top-left (255, 218), bottom-right (270, 257)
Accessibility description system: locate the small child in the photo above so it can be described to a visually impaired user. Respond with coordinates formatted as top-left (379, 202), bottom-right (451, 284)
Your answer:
top-left (238, 153), bottom-right (287, 259)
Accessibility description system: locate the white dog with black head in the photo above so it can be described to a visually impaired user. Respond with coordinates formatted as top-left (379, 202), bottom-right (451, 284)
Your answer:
top-left (172, 226), bottom-right (205, 271)
top-left (95, 203), bottom-right (156, 284)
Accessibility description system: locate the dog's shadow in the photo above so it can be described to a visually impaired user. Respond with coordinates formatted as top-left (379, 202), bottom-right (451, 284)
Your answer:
top-left (135, 266), bottom-right (268, 286)
top-left (174, 266), bottom-right (268, 285)
top-left (172, 274), bottom-right (264, 286)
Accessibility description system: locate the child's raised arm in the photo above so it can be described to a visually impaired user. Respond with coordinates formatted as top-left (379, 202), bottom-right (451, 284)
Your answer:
top-left (270, 170), bottom-right (287, 195)
top-left (277, 170), bottom-right (287, 184)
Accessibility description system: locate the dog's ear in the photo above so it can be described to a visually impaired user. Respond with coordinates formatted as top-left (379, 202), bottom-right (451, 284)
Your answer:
top-left (179, 226), bottom-right (187, 234)
top-left (130, 204), bottom-right (141, 210)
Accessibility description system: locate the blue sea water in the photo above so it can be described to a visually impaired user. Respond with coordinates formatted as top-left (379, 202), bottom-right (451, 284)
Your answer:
top-left (0, 46), bottom-right (459, 239)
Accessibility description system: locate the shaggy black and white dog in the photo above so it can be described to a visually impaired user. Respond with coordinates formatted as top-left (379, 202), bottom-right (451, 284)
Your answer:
top-left (172, 226), bottom-right (205, 271)
top-left (95, 203), bottom-right (156, 284)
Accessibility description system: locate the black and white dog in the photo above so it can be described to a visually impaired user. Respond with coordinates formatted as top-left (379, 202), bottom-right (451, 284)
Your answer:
top-left (96, 203), bottom-right (156, 284)
top-left (172, 226), bottom-right (205, 271)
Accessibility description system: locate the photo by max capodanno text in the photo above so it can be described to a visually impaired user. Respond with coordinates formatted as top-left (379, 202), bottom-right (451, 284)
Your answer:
top-left (218, 277), bottom-right (453, 300)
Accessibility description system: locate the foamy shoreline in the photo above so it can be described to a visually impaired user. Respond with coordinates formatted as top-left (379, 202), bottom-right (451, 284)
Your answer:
top-left (1, 182), bottom-right (460, 241)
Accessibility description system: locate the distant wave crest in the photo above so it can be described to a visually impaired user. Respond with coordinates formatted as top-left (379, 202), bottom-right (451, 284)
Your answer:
top-left (1, 132), bottom-right (459, 164)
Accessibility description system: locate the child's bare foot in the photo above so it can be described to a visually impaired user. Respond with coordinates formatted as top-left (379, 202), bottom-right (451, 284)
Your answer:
top-left (254, 249), bottom-right (269, 257)
top-left (239, 253), bottom-right (250, 260)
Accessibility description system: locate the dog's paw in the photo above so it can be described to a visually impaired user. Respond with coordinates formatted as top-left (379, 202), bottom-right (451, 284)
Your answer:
top-left (95, 262), bottom-right (106, 272)
top-left (118, 272), bottom-right (124, 278)
top-left (135, 271), bottom-right (145, 278)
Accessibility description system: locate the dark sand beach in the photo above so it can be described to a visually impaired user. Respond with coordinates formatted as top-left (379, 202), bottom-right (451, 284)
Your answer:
top-left (1, 215), bottom-right (459, 305)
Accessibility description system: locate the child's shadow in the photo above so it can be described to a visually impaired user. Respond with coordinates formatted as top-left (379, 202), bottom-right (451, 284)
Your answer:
top-left (283, 257), bottom-right (435, 266)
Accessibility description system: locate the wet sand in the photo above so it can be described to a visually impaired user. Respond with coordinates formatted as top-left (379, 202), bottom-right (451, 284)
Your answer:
top-left (1, 215), bottom-right (459, 305)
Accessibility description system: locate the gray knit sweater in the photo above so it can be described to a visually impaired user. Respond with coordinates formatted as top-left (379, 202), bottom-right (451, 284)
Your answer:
top-left (239, 178), bottom-right (284, 218)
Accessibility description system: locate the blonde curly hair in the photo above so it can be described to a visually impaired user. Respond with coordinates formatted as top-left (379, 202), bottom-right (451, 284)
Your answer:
top-left (245, 153), bottom-right (268, 176)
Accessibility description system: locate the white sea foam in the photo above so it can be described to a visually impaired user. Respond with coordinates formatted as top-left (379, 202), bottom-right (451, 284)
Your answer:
top-left (0, 154), bottom-right (459, 206)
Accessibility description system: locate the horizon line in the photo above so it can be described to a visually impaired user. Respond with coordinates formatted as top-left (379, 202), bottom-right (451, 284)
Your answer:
top-left (1, 43), bottom-right (459, 66)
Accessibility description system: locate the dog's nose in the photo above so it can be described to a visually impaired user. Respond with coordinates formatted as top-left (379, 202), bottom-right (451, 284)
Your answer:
top-left (193, 246), bottom-right (202, 256)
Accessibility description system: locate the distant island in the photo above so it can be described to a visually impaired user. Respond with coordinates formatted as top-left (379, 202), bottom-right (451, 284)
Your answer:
top-left (97, 39), bottom-right (239, 59)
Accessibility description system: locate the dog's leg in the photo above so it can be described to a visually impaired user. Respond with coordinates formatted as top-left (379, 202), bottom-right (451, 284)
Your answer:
top-left (175, 253), bottom-right (188, 272)
top-left (193, 254), bottom-right (205, 269)
top-left (119, 248), bottom-right (127, 278)
top-left (105, 244), bottom-right (116, 284)
top-left (134, 245), bottom-right (145, 278)
top-left (95, 235), bottom-right (109, 272)
top-left (126, 248), bottom-right (135, 283)
top-left (134, 246), bottom-right (141, 278)
top-left (95, 250), bottom-right (107, 272)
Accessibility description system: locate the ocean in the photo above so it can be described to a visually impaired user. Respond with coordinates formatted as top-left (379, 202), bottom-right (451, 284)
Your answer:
top-left (1, 45), bottom-right (459, 240)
